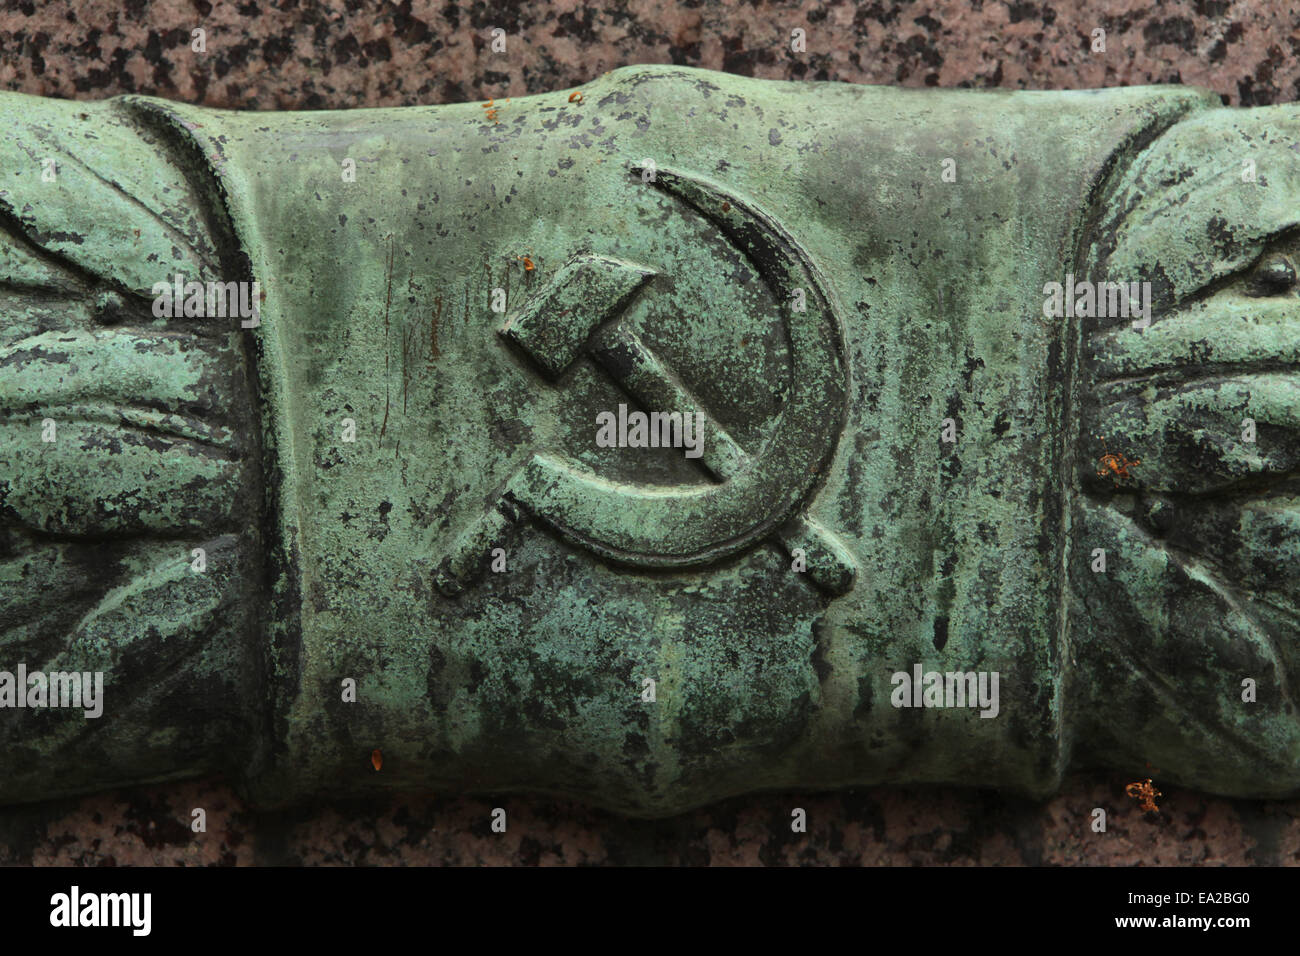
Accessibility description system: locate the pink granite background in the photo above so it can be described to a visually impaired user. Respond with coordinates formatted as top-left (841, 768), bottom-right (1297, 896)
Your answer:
top-left (2, 0), bottom-right (1298, 108)
top-left (1, 0), bottom-right (1299, 865)
top-left (3, 774), bottom-right (1297, 865)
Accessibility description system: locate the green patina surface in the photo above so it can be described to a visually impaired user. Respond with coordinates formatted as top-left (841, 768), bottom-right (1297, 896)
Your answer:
top-left (0, 67), bottom-right (1297, 815)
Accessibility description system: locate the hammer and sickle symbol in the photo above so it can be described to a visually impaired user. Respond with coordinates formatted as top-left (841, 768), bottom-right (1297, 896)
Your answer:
top-left (435, 166), bottom-right (857, 597)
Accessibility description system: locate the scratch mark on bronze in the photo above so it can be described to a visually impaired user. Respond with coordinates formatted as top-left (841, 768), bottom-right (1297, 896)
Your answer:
top-left (380, 233), bottom-right (394, 441)
top-left (430, 294), bottom-right (443, 364)
top-left (401, 313), bottom-right (410, 418)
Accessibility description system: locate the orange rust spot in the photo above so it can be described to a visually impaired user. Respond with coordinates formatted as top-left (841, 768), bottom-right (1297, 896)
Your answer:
top-left (568, 91), bottom-right (583, 103)
top-left (1096, 435), bottom-right (1140, 482)
top-left (517, 254), bottom-right (535, 271)
top-left (371, 749), bottom-right (383, 771)
top-left (1125, 778), bottom-right (1161, 813)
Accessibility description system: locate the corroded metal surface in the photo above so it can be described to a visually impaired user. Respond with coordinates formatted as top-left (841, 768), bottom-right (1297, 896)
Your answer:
top-left (0, 66), bottom-right (1296, 816)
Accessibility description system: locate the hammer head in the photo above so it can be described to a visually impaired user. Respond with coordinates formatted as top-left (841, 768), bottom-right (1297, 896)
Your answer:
top-left (499, 254), bottom-right (656, 379)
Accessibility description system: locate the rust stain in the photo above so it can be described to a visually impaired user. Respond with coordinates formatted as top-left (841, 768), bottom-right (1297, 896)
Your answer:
top-left (1125, 778), bottom-right (1161, 814)
top-left (1096, 435), bottom-right (1141, 483)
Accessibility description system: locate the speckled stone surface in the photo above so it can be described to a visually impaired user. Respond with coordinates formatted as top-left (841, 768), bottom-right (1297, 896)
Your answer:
top-left (2, 0), bottom-right (1299, 865)
top-left (3, 0), bottom-right (1299, 109)
top-left (1, 773), bottom-right (1298, 865)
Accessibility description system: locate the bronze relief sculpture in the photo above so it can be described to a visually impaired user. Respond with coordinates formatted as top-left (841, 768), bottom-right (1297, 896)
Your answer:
top-left (0, 66), bottom-right (1296, 816)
